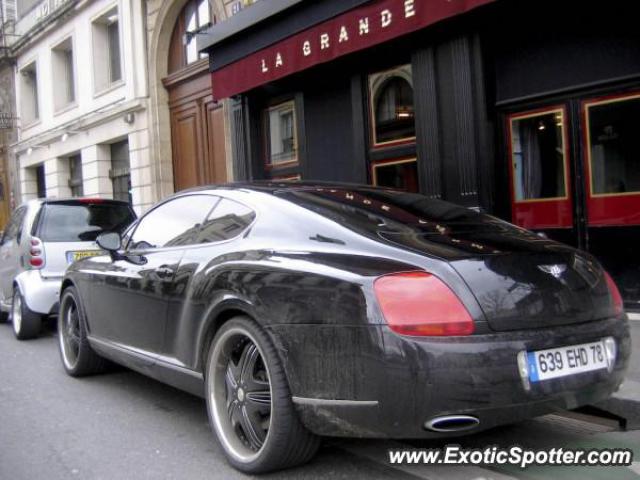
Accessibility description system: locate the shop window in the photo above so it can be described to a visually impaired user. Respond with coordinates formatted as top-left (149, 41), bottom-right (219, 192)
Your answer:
top-left (509, 109), bottom-right (568, 201)
top-left (272, 175), bottom-right (301, 181)
top-left (68, 155), bottom-right (83, 197)
top-left (92, 7), bottom-right (122, 93)
top-left (585, 93), bottom-right (640, 196)
top-left (52, 38), bottom-right (75, 111)
top-left (369, 65), bottom-right (415, 147)
top-left (264, 101), bottom-right (298, 167)
top-left (372, 158), bottom-right (419, 193)
top-left (19, 61), bottom-right (39, 125)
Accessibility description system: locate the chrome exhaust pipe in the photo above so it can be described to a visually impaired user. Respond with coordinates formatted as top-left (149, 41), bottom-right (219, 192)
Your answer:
top-left (424, 415), bottom-right (480, 432)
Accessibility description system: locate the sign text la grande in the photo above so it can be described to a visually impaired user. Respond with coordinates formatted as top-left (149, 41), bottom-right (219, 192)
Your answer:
top-left (259, 0), bottom-right (416, 74)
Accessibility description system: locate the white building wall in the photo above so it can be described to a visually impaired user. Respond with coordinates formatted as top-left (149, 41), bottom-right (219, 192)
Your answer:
top-left (12, 0), bottom-right (153, 214)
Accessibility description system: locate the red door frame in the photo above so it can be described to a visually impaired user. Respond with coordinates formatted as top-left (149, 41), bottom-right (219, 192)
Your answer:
top-left (506, 105), bottom-right (573, 230)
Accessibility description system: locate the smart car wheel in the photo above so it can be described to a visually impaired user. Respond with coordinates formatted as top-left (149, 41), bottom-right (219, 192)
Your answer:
top-left (58, 286), bottom-right (107, 376)
top-left (11, 288), bottom-right (41, 340)
top-left (205, 316), bottom-right (319, 474)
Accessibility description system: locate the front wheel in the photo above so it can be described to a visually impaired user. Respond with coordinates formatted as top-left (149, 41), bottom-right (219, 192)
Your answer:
top-left (205, 316), bottom-right (319, 474)
top-left (11, 288), bottom-right (41, 340)
top-left (58, 286), bottom-right (108, 376)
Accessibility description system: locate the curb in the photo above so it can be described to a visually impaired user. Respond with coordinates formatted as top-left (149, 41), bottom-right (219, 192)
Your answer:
top-left (594, 380), bottom-right (640, 430)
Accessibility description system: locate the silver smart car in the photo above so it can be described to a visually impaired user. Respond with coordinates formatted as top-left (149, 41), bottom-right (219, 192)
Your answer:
top-left (0, 198), bottom-right (135, 339)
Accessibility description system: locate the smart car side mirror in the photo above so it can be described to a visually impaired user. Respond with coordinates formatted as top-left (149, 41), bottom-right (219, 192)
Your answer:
top-left (97, 232), bottom-right (122, 252)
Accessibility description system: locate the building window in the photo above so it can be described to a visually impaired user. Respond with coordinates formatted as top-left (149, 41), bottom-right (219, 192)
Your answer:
top-left (19, 61), bottom-right (39, 125)
top-left (585, 93), bottom-right (640, 196)
top-left (110, 141), bottom-right (131, 203)
top-left (108, 20), bottom-right (122, 84)
top-left (508, 108), bottom-right (568, 202)
top-left (68, 155), bottom-right (83, 197)
top-left (168, 1), bottom-right (215, 73)
top-left (185, 0), bottom-right (212, 64)
top-left (92, 7), bottom-right (122, 93)
top-left (372, 158), bottom-right (419, 192)
top-left (264, 101), bottom-right (298, 167)
top-left (369, 65), bottom-right (415, 147)
top-left (36, 164), bottom-right (46, 198)
top-left (52, 38), bottom-right (75, 111)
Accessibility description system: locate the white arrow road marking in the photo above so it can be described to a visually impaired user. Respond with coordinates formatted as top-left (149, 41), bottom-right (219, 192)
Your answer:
top-left (336, 440), bottom-right (519, 480)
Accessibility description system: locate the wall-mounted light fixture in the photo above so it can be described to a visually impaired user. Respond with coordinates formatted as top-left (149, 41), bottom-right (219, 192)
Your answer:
top-left (26, 145), bottom-right (47, 156)
top-left (61, 130), bottom-right (83, 142)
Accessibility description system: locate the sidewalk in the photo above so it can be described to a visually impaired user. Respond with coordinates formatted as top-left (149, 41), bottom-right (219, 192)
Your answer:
top-left (594, 315), bottom-right (640, 429)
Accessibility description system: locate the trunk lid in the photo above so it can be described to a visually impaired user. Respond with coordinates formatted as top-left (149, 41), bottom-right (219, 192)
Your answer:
top-left (378, 226), bottom-right (615, 331)
top-left (451, 251), bottom-right (614, 331)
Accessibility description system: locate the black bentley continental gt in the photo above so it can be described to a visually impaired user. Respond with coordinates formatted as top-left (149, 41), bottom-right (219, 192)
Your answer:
top-left (57, 183), bottom-right (630, 473)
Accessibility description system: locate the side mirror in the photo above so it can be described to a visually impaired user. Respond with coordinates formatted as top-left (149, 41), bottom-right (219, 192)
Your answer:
top-left (97, 232), bottom-right (122, 252)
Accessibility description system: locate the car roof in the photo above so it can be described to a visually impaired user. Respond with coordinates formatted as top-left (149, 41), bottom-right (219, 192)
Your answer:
top-left (21, 198), bottom-right (132, 208)
top-left (180, 180), bottom-right (397, 196)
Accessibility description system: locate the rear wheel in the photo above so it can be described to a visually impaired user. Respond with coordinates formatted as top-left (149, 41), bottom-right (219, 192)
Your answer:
top-left (205, 316), bottom-right (319, 473)
top-left (11, 288), bottom-right (41, 340)
top-left (58, 286), bottom-right (107, 376)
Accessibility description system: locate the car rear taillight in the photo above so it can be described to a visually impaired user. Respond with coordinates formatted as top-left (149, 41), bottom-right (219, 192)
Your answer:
top-left (374, 271), bottom-right (475, 336)
top-left (604, 271), bottom-right (624, 316)
top-left (28, 237), bottom-right (45, 269)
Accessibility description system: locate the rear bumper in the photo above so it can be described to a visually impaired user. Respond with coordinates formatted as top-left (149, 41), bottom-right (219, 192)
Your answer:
top-left (268, 317), bottom-right (630, 438)
top-left (15, 271), bottom-right (62, 315)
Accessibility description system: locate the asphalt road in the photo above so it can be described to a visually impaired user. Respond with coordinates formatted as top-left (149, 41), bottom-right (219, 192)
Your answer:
top-left (1, 321), bottom-right (640, 480)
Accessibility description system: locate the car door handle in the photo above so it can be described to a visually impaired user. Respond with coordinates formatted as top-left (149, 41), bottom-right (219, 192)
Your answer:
top-left (155, 266), bottom-right (175, 279)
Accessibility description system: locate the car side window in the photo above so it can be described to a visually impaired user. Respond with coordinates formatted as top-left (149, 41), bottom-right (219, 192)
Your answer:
top-left (197, 198), bottom-right (256, 243)
top-left (128, 195), bottom-right (219, 250)
top-left (2, 207), bottom-right (27, 245)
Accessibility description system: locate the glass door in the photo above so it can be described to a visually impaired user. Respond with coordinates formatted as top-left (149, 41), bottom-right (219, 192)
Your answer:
top-left (582, 92), bottom-right (640, 308)
top-left (507, 106), bottom-right (573, 229)
top-left (583, 92), bottom-right (640, 226)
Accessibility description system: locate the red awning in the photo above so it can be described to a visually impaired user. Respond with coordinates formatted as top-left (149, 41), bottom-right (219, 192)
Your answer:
top-left (211, 0), bottom-right (495, 99)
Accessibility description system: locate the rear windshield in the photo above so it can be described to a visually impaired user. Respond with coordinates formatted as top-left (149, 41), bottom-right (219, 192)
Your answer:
top-left (39, 203), bottom-right (135, 242)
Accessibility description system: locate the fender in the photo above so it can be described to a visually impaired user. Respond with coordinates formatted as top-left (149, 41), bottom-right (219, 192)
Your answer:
top-left (195, 295), bottom-right (262, 372)
top-left (14, 270), bottom-right (61, 315)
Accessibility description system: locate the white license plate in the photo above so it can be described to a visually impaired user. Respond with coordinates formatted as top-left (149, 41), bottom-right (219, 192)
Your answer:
top-left (527, 340), bottom-right (609, 383)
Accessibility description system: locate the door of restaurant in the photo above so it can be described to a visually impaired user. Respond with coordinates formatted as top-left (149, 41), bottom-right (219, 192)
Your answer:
top-left (506, 91), bottom-right (640, 308)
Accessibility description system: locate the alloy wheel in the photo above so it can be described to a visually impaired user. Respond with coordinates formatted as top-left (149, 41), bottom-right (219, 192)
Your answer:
top-left (209, 328), bottom-right (272, 462)
top-left (12, 291), bottom-right (22, 336)
top-left (59, 296), bottom-right (81, 370)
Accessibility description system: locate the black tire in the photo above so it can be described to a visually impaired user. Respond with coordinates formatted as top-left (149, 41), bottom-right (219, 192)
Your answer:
top-left (0, 309), bottom-right (8, 324)
top-left (57, 286), bottom-right (108, 377)
top-left (205, 316), bottom-right (320, 474)
top-left (10, 288), bottom-right (41, 340)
